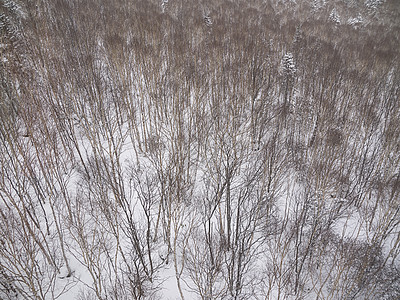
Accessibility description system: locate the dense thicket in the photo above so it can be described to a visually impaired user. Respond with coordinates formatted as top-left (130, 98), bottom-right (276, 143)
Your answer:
top-left (1, 0), bottom-right (399, 299)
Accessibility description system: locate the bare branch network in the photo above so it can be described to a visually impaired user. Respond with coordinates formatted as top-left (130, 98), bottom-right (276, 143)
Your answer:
top-left (0, 0), bottom-right (399, 299)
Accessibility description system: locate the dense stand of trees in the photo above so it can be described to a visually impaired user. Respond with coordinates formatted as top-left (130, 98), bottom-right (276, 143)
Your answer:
top-left (1, 0), bottom-right (399, 299)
